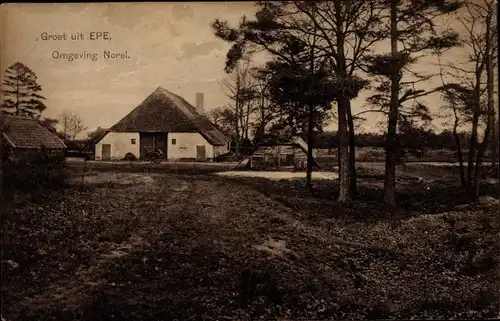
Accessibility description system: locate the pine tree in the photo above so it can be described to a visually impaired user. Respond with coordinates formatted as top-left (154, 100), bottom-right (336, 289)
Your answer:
top-left (364, 0), bottom-right (462, 207)
top-left (1, 62), bottom-right (47, 118)
top-left (212, 0), bottom-right (384, 202)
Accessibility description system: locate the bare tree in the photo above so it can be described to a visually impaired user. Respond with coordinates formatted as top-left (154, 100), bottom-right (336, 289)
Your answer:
top-left (249, 69), bottom-right (278, 145)
top-left (58, 109), bottom-right (87, 140)
top-left (471, 0), bottom-right (497, 199)
top-left (207, 107), bottom-right (225, 128)
top-left (438, 0), bottom-right (498, 199)
top-left (207, 106), bottom-right (237, 137)
top-left (219, 57), bottom-right (257, 157)
top-left (439, 82), bottom-right (473, 187)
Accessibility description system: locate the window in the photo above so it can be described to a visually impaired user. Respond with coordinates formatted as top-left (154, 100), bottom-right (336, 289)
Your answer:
top-left (131, 138), bottom-right (136, 145)
top-left (172, 139), bottom-right (177, 145)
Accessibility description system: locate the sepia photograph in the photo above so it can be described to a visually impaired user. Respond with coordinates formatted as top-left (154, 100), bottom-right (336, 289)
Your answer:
top-left (1, 1), bottom-right (499, 320)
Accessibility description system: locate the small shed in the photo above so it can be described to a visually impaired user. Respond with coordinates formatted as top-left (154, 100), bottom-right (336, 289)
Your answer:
top-left (1, 115), bottom-right (67, 160)
top-left (249, 136), bottom-right (320, 170)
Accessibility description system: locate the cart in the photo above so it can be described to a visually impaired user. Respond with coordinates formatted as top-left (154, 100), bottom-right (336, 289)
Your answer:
top-left (144, 149), bottom-right (163, 164)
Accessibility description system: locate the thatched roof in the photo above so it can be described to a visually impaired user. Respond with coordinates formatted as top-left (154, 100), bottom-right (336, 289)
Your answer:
top-left (1, 115), bottom-right (66, 150)
top-left (109, 87), bottom-right (229, 146)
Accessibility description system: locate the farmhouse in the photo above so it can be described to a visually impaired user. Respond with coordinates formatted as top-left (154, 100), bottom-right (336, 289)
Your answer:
top-left (1, 115), bottom-right (67, 159)
top-left (95, 87), bottom-right (230, 161)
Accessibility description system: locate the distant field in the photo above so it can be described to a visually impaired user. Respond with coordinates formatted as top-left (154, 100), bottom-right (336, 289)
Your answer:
top-left (66, 156), bottom-right (494, 177)
top-left (69, 147), bottom-right (491, 168)
top-left (315, 147), bottom-right (492, 166)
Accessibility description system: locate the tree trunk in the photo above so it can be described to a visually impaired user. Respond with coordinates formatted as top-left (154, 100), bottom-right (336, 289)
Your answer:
top-left (63, 118), bottom-right (68, 140)
top-left (473, 12), bottom-right (494, 200)
top-left (234, 118), bottom-right (241, 157)
top-left (450, 103), bottom-right (466, 187)
top-left (306, 104), bottom-right (314, 192)
top-left (337, 97), bottom-right (350, 202)
top-left (234, 111), bottom-right (241, 158)
top-left (467, 119), bottom-right (479, 186)
top-left (383, 0), bottom-right (400, 208)
top-left (467, 81), bottom-right (481, 186)
top-left (491, 118), bottom-right (498, 171)
top-left (337, 130), bottom-right (341, 170)
top-left (234, 89), bottom-right (242, 158)
top-left (0, 117), bottom-right (4, 201)
top-left (254, 123), bottom-right (266, 150)
top-left (453, 118), bottom-right (466, 188)
top-left (334, 0), bottom-right (350, 203)
top-left (244, 106), bottom-right (249, 141)
top-left (497, 0), bottom-right (500, 173)
top-left (15, 77), bottom-right (20, 116)
top-left (306, 9), bottom-right (317, 193)
top-left (346, 102), bottom-right (357, 198)
top-left (234, 140), bottom-right (241, 158)
top-left (474, 123), bottom-right (492, 200)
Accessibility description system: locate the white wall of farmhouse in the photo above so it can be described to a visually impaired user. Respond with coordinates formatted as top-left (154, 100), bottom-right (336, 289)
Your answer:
top-left (95, 132), bottom-right (140, 161)
top-left (167, 132), bottom-right (214, 159)
top-left (95, 131), bottom-right (229, 161)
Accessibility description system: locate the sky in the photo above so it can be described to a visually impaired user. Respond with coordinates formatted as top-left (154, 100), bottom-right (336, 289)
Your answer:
top-left (0, 2), bottom-right (495, 138)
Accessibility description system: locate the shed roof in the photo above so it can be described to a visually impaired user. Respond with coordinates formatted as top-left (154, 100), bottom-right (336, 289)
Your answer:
top-left (109, 87), bottom-right (229, 146)
top-left (1, 115), bottom-right (67, 150)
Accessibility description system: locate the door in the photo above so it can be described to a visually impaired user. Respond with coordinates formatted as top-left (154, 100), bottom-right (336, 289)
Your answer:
top-left (102, 144), bottom-right (111, 161)
top-left (196, 145), bottom-right (206, 161)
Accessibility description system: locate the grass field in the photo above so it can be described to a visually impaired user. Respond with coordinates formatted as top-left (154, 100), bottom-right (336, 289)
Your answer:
top-left (1, 163), bottom-right (499, 320)
top-left (315, 147), bottom-right (492, 166)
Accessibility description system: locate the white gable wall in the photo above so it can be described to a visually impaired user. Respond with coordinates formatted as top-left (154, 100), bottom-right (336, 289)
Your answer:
top-left (95, 132), bottom-right (140, 160)
top-left (168, 132), bottom-right (214, 159)
top-left (167, 132), bottom-right (229, 160)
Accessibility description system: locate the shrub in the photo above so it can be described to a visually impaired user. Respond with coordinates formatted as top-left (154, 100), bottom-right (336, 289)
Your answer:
top-left (2, 150), bottom-right (68, 195)
top-left (358, 149), bottom-right (385, 162)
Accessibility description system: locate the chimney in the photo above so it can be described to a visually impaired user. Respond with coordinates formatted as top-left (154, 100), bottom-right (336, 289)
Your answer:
top-left (196, 92), bottom-right (204, 112)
